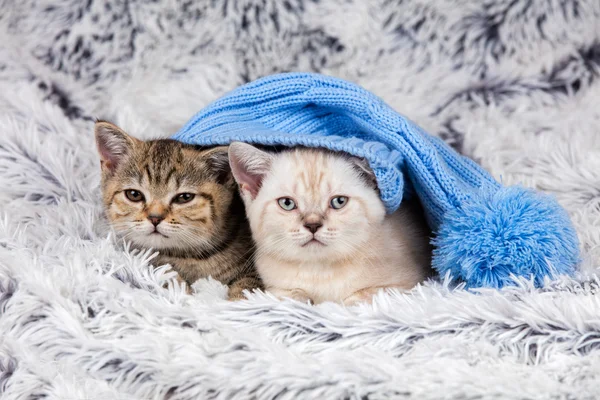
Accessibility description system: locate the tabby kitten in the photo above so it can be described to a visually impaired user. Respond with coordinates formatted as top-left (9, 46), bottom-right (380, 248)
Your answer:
top-left (95, 121), bottom-right (261, 300)
top-left (228, 142), bottom-right (432, 305)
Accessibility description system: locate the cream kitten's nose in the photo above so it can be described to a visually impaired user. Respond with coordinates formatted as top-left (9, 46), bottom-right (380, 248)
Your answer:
top-left (303, 215), bottom-right (323, 234)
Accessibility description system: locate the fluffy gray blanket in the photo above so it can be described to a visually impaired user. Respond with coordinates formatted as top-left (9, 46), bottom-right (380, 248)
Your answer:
top-left (1, 1), bottom-right (599, 398)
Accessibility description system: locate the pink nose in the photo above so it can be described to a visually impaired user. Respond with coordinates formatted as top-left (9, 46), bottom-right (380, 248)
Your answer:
top-left (303, 222), bottom-right (322, 234)
top-left (148, 215), bottom-right (164, 226)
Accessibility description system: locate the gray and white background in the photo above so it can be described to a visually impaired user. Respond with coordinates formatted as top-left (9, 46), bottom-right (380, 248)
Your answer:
top-left (1, 1), bottom-right (600, 398)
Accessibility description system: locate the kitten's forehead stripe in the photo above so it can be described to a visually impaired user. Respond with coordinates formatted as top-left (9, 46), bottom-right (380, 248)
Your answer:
top-left (144, 164), bottom-right (153, 184)
top-left (165, 167), bottom-right (177, 186)
top-left (126, 140), bottom-right (213, 192)
top-left (287, 149), bottom-right (338, 210)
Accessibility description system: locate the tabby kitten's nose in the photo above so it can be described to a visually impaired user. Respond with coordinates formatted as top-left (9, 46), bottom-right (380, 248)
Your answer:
top-left (148, 215), bottom-right (164, 226)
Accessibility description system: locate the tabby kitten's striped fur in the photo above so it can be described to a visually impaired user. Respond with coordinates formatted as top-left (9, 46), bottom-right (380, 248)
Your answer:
top-left (95, 121), bottom-right (261, 300)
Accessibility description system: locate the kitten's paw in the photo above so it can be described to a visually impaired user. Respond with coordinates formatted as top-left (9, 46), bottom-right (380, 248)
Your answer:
top-left (342, 293), bottom-right (372, 306)
top-left (227, 290), bottom-right (248, 301)
top-left (269, 288), bottom-right (313, 304)
top-left (177, 275), bottom-right (194, 295)
top-left (227, 275), bottom-right (263, 301)
top-left (163, 274), bottom-right (192, 294)
top-left (343, 288), bottom-right (382, 306)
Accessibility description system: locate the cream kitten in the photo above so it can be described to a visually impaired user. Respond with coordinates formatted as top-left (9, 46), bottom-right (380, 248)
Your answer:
top-left (228, 142), bottom-right (432, 305)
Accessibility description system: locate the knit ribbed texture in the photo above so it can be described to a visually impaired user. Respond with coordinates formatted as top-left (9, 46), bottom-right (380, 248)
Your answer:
top-left (173, 73), bottom-right (500, 229)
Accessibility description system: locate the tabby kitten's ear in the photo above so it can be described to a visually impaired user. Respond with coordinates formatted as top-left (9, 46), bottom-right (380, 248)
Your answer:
top-left (228, 142), bottom-right (274, 199)
top-left (202, 146), bottom-right (233, 185)
top-left (94, 121), bottom-right (140, 173)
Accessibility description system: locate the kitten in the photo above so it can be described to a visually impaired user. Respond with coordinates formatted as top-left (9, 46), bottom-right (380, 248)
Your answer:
top-left (228, 142), bottom-right (432, 305)
top-left (94, 121), bottom-right (261, 300)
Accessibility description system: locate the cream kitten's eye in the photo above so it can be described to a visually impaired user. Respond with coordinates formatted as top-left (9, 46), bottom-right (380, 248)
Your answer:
top-left (330, 196), bottom-right (348, 209)
top-left (277, 197), bottom-right (296, 211)
top-left (172, 193), bottom-right (195, 204)
top-left (125, 189), bottom-right (145, 202)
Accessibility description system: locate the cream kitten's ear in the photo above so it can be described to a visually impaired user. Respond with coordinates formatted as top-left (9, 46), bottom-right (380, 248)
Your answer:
top-left (228, 142), bottom-right (274, 199)
top-left (94, 120), bottom-right (139, 173)
top-left (349, 156), bottom-right (378, 189)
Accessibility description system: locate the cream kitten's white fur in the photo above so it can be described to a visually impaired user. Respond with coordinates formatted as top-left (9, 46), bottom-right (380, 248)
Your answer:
top-left (229, 143), bottom-right (432, 305)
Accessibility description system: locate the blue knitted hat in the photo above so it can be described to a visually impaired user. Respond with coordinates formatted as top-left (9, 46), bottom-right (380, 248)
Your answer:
top-left (173, 72), bottom-right (580, 289)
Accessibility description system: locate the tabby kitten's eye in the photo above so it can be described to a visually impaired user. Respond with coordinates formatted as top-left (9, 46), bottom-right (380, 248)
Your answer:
top-left (172, 193), bottom-right (195, 204)
top-left (125, 189), bottom-right (144, 202)
top-left (330, 196), bottom-right (348, 209)
top-left (277, 197), bottom-right (296, 211)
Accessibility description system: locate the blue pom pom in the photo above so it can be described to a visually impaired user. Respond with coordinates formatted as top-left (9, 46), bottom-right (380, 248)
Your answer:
top-left (432, 186), bottom-right (580, 288)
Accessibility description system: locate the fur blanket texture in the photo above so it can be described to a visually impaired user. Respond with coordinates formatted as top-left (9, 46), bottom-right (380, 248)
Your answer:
top-left (1, 1), bottom-right (600, 399)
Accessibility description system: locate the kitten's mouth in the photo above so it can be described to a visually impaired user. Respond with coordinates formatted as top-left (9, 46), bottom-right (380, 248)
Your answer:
top-left (150, 230), bottom-right (169, 238)
top-left (302, 238), bottom-right (325, 247)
